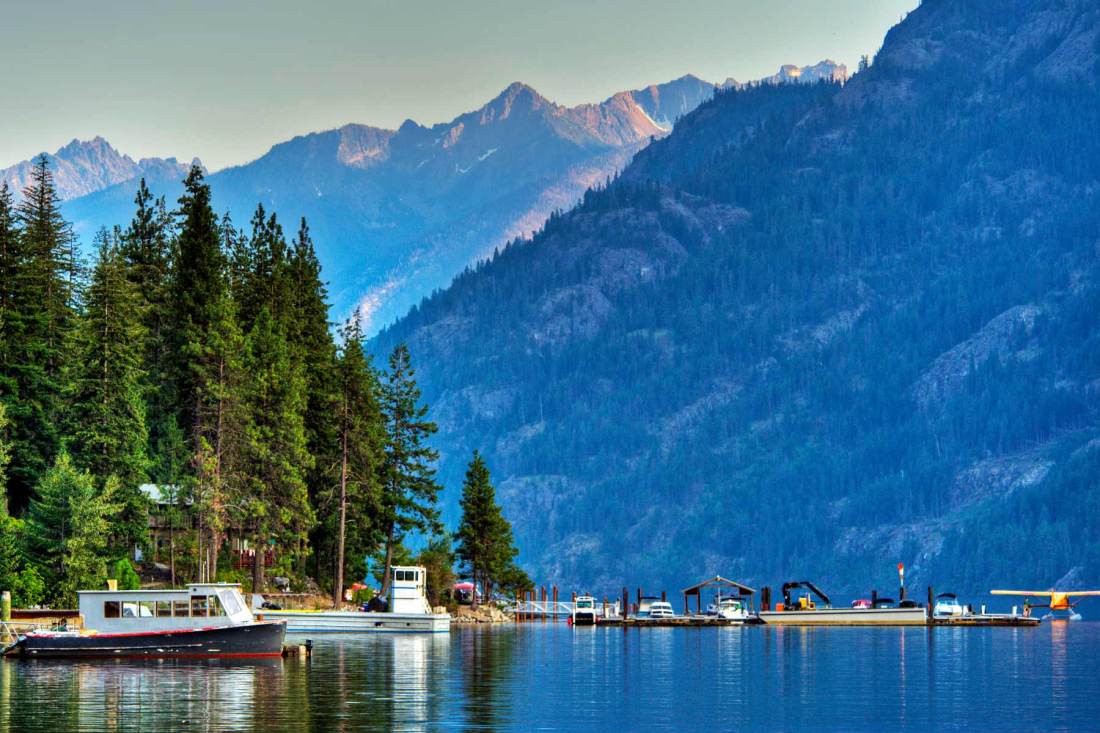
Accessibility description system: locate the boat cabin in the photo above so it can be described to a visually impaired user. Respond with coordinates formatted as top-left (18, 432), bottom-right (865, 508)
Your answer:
top-left (78, 583), bottom-right (255, 633)
top-left (389, 566), bottom-right (433, 614)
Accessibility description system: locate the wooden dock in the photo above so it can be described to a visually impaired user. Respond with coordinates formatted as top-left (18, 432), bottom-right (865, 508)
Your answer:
top-left (598, 616), bottom-right (764, 628)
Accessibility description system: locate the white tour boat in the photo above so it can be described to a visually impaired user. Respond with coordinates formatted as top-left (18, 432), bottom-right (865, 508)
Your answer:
top-left (258, 566), bottom-right (450, 633)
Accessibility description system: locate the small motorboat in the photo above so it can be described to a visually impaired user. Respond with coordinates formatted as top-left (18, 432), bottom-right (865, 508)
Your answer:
top-left (707, 595), bottom-right (751, 621)
top-left (571, 595), bottom-right (599, 626)
top-left (933, 593), bottom-right (965, 618)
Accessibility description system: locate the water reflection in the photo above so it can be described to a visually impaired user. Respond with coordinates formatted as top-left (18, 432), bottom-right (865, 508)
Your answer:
top-left (2, 624), bottom-right (1099, 731)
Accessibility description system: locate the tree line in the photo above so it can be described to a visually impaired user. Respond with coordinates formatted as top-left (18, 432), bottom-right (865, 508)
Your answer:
top-left (0, 157), bottom-right (526, 607)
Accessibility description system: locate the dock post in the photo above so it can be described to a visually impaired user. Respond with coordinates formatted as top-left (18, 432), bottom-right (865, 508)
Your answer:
top-left (1, 591), bottom-right (9, 622)
top-left (541, 586), bottom-right (547, 623)
top-left (927, 586), bottom-right (934, 626)
top-left (661, 590), bottom-right (666, 603)
top-left (622, 587), bottom-right (629, 620)
top-left (762, 586), bottom-right (770, 612)
top-left (553, 586), bottom-right (559, 619)
top-left (871, 589), bottom-right (878, 607)
top-left (636, 587), bottom-right (641, 612)
top-left (684, 592), bottom-right (689, 617)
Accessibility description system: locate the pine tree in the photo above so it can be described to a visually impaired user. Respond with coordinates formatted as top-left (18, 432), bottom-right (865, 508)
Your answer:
top-left (287, 219), bottom-right (341, 582)
top-left (189, 291), bottom-right (248, 583)
top-left (23, 452), bottom-right (117, 605)
top-left (1, 158), bottom-right (79, 510)
top-left (455, 451), bottom-right (520, 606)
top-left (168, 165), bottom-right (226, 436)
top-left (120, 179), bottom-right (175, 471)
top-left (64, 228), bottom-right (150, 552)
top-left (329, 317), bottom-right (384, 606)
top-left (378, 344), bottom-right (441, 595)
top-left (240, 306), bottom-right (313, 592)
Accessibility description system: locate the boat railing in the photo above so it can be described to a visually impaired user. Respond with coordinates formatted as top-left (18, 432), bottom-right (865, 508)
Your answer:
top-left (510, 599), bottom-right (622, 619)
top-left (1, 619), bottom-right (57, 644)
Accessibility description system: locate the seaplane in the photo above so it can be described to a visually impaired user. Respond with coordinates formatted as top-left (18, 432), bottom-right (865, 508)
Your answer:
top-left (991, 589), bottom-right (1100, 621)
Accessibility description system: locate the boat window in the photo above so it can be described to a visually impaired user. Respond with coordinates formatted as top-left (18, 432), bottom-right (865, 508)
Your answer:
top-left (191, 596), bottom-right (209, 617)
top-left (155, 601), bottom-right (172, 617)
top-left (208, 595), bottom-right (225, 616)
top-left (173, 600), bottom-right (190, 617)
top-left (122, 602), bottom-right (139, 617)
top-left (104, 601), bottom-right (121, 619)
top-left (138, 601), bottom-right (155, 617)
top-left (219, 591), bottom-right (243, 616)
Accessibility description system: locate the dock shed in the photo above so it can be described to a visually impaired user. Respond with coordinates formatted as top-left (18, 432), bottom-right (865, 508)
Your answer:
top-left (682, 576), bottom-right (757, 615)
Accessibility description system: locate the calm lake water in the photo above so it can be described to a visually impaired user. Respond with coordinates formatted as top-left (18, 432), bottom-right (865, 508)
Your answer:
top-left (2, 621), bottom-right (1099, 732)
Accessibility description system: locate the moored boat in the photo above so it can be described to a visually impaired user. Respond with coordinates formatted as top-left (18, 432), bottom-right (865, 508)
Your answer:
top-left (758, 581), bottom-right (927, 626)
top-left (2, 583), bottom-right (285, 659)
top-left (258, 566), bottom-right (450, 633)
top-left (571, 595), bottom-right (599, 626)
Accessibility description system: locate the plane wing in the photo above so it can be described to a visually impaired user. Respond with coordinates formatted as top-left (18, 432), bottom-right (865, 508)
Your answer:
top-left (991, 590), bottom-right (1100, 597)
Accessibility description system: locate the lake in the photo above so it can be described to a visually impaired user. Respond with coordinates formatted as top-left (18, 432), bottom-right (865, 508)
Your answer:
top-left (2, 622), bottom-right (1099, 731)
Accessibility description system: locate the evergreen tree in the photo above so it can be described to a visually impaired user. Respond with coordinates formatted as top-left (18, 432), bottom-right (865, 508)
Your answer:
top-left (189, 290), bottom-right (247, 583)
top-left (64, 228), bottom-right (150, 551)
top-left (288, 218), bottom-right (341, 582)
top-left (120, 179), bottom-right (175, 468)
top-left (23, 452), bottom-right (116, 605)
top-left (378, 344), bottom-right (441, 594)
top-left (329, 317), bottom-right (384, 606)
top-left (1, 158), bottom-right (79, 510)
top-left (455, 451), bottom-right (520, 606)
top-left (240, 307), bottom-right (313, 592)
top-left (168, 165), bottom-right (226, 436)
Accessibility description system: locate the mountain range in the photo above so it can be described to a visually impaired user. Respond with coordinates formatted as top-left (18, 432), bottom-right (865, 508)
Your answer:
top-left (3, 61), bottom-right (845, 333)
top-left (369, 0), bottom-right (1100, 596)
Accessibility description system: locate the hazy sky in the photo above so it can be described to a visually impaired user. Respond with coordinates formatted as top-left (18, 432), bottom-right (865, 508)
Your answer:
top-left (2, 0), bottom-right (917, 171)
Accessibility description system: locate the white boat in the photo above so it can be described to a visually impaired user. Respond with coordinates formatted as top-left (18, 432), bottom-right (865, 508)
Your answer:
top-left (932, 593), bottom-right (965, 618)
top-left (3, 583), bottom-right (285, 658)
top-left (258, 566), bottom-right (450, 633)
top-left (571, 595), bottom-right (599, 626)
top-left (707, 595), bottom-right (751, 622)
top-left (647, 601), bottom-right (676, 619)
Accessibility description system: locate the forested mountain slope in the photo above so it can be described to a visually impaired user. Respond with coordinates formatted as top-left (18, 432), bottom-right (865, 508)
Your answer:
top-left (373, 0), bottom-right (1100, 595)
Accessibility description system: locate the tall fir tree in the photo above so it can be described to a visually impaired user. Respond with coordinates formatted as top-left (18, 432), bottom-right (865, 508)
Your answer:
top-left (189, 289), bottom-right (248, 583)
top-left (2, 157), bottom-right (80, 510)
top-left (64, 228), bottom-right (150, 552)
top-left (378, 344), bottom-right (442, 594)
top-left (168, 165), bottom-right (226, 437)
top-left (329, 317), bottom-right (384, 606)
top-left (240, 306), bottom-right (314, 592)
top-left (120, 179), bottom-right (175, 477)
top-left (287, 218), bottom-right (340, 579)
top-left (455, 451), bottom-right (520, 606)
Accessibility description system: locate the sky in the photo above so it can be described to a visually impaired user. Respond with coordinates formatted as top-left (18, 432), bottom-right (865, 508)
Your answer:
top-left (1, 0), bottom-right (918, 172)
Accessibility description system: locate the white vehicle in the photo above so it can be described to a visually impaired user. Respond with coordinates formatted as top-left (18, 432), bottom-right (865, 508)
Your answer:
top-left (932, 593), bottom-right (965, 618)
top-left (647, 601), bottom-right (676, 619)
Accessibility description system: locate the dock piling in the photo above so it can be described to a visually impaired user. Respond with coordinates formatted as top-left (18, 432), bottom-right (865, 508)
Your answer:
top-left (1, 591), bottom-right (9, 623)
